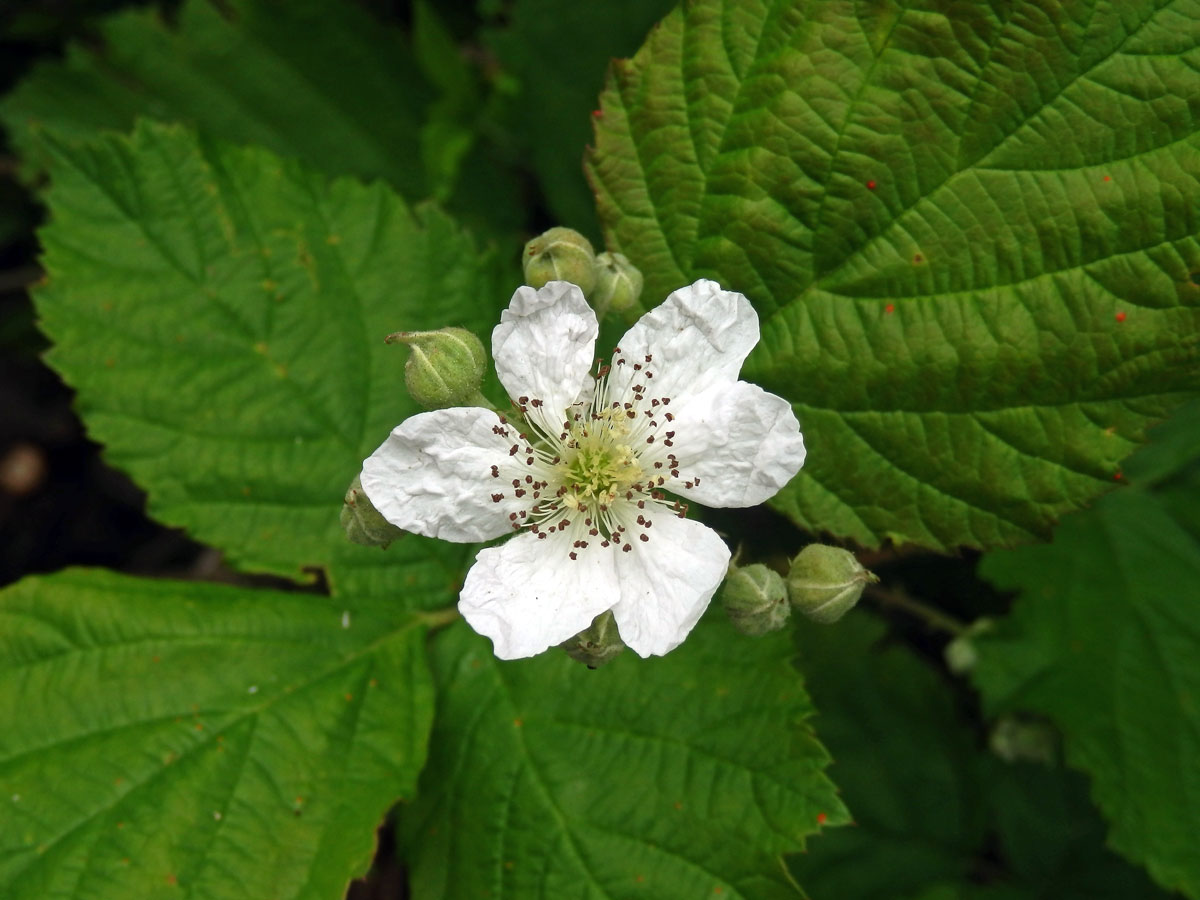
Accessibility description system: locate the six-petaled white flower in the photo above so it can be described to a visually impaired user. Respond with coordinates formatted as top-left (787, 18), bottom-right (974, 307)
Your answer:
top-left (361, 279), bottom-right (806, 659)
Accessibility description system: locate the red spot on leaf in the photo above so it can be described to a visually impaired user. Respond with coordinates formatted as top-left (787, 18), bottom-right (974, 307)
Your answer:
top-left (1114, 470), bottom-right (1124, 481)
top-left (885, 303), bottom-right (895, 314)
top-left (1103, 175), bottom-right (1112, 182)
top-left (1115, 311), bottom-right (1126, 322)
top-left (817, 812), bottom-right (828, 825)
top-left (866, 180), bottom-right (877, 190)
top-left (592, 109), bottom-right (603, 119)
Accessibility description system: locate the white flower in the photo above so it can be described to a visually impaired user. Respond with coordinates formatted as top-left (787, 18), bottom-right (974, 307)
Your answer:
top-left (361, 279), bottom-right (806, 659)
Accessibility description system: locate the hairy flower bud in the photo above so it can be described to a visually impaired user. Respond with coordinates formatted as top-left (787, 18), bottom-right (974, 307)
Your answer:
top-left (989, 715), bottom-right (1058, 765)
top-left (560, 610), bottom-right (626, 667)
top-left (722, 563), bottom-right (790, 636)
top-left (943, 619), bottom-right (993, 675)
top-left (522, 227), bottom-right (597, 296)
top-left (385, 326), bottom-right (487, 410)
top-left (591, 251), bottom-right (644, 319)
top-left (787, 544), bottom-right (877, 624)
top-left (341, 474), bottom-right (404, 547)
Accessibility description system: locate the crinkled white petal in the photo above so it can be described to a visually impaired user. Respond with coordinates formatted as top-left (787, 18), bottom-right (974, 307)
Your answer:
top-left (609, 279), bottom-right (759, 403)
top-left (493, 281), bottom-right (598, 418)
top-left (608, 516), bottom-right (731, 657)
top-left (666, 380), bottom-right (807, 508)
top-left (459, 530), bottom-right (619, 659)
top-left (361, 406), bottom-right (521, 543)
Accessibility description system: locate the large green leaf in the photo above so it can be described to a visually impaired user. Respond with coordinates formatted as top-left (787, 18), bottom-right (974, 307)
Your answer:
top-left (976, 482), bottom-right (1200, 896)
top-left (792, 614), bottom-right (1175, 900)
top-left (0, 568), bottom-right (437, 900)
top-left (0, 0), bottom-right (432, 196)
top-left (790, 615), bottom-right (986, 898)
top-left (34, 120), bottom-right (509, 587)
top-left (587, 0), bottom-right (1200, 550)
top-left (401, 617), bottom-right (848, 898)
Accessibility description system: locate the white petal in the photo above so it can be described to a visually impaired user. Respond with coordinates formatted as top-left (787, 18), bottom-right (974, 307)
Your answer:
top-left (459, 531), bottom-right (618, 659)
top-left (493, 281), bottom-right (598, 419)
top-left (666, 381), bottom-right (807, 508)
top-left (609, 279), bottom-right (759, 402)
top-left (608, 516), bottom-right (731, 657)
top-left (361, 406), bottom-right (523, 542)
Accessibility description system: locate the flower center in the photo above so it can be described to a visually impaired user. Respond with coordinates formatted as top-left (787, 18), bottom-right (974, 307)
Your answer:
top-left (487, 350), bottom-right (693, 559)
top-left (561, 413), bottom-right (642, 510)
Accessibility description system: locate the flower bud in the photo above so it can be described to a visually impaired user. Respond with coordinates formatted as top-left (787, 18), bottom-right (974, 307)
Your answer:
top-left (943, 618), bottom-right (993, 676)
top-left (560, 610), bottom-right (626, 667)
top-left (943, 635), bottom-right (978, 675)
top-left (989, 715), bottom-right (1058, 765)
top-left (591, 252), bottom-right (644, 319)
top-left (522, 227), bottom-right (597, 296)
top-left (786, 544), bottom-right (877, 624)
top-left (341, 474), bottom-right (404, 548)
top-left (385, 326), bottom-right (487, 410)
top-left (722, 563), bottom-right (790, 636)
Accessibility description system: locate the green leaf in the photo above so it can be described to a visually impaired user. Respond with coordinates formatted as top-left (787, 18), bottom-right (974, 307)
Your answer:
top-left (984, 762), bottom-right (1177, 900)
top-left (485, 0), bottom-right (678, 236)
top-left (976, 482), bottom-right (1200, 896)
top-left (401, 617), bottom-right (848, 898)
top-left (0, 0), bottom-right (433, 196)
top-left (587, 0), bottom-right (1200, 550)
top-left (790, 615), bottom-right (986, 898)
top-left (0, 568), bottom-right (436, 899)
top-left (33, 119), bottom-right (510, 587)
top-left (792, 613), bottom-right (1178, 900)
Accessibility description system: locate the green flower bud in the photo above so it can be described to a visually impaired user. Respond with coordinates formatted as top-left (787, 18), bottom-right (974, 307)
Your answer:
top-left (522, 227), bottom-right (597, 296)
top-left (341, 474), bottom-right (404, 548)
top-left (943, 635), bottom-right (978, 675)
top-left (385, 326), bottom-right (487, 410)
top-left (989, 715), bottom-right (1058, 766)
top-left (943, 618), bottom-right (993, 676)
top-left (560, 610), bottom-right (626, 667)
top-left (722, 563), bottom-right (790, 636)
top-left (786, 544), bottom-right (878, 624)
top-left (591, 252), bottom-right (644, 319)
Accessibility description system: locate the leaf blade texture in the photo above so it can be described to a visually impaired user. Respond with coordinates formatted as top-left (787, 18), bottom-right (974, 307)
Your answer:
top-left (0, 569), bottom-right (435, 900)
top-left (402, 618), bottom-right (848, 899)
top-left (33, 120), bottom-right (507, 587)
top-left (587, 0), bottom-right (1200, 550)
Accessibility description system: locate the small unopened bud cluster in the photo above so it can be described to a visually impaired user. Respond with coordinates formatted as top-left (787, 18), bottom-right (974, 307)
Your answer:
top-left (386, 326), bottom-right (487, 410)
top-left (722, 544), bottom-right (878, 637)
top-left (522, 227), bottom-right (644, 320)
top-left (787, 544), bottom-right (877, 624)
top-left (341, 475), bottom-right (404, 548)
top-left (722, 564), bottom-right (790, 635)
top-left (560, 610), bottom-right (626, 667)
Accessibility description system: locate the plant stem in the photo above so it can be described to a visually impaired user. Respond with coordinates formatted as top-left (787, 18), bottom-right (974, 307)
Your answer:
top-left (417, 606), bottom-right (461, 630)
top-left (867, 585), bottom-right (968, 637)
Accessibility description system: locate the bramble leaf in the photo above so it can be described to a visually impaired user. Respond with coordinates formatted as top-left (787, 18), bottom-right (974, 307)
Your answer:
top-left (34, 120), bottom-right (509, 588)
top-left (0, 569), bottom-right (436, 900)
top-left (588, 0), bottom-right (1200, 550)
top-left (401, 618), bottom-right (847, 899)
